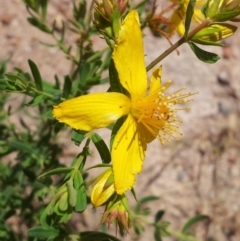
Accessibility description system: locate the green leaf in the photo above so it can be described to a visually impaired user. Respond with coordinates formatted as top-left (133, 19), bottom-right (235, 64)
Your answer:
top-left (182, 215), bottom-right (209, 233)
top-left (71, 130), bottom-right (86, 146)
top-left (74, 171), bottom-right (87, 212)
top-left (189, 42), bottom-right (220, 63)
top-left (27, 17), bottom-right (52, 33)
top-left (213, 9), bottom-right (240, 22)
top-left (62, 75), bottom-right (72, 99)
top-left (26, 95), bottom-right (45, 107)
top-left (135, 196), bottom-right (159, 213)
top-left (201, 2), bottom-right (208, 18)
top-left (91, 133), bottom-right (111, 164)
top-left (154, 226), bottom-right (163, 241)
top-left (58, 192), bottom-right (69, 211)
top-left (28, 59), bottom-right (43, 91)
top-left (9, 140), bottom-right (34, 154)
top-left (0, 59), bottom-right (8, 78)
top-left (67, 179), bottom-right (77, 207)
top-left (74, 0), bottom-right (87, 21)
top-left (158, 221), bottom-right (171, 237)
top-left (139, 195), bottom-right (159, 204)
top-left (184, 0), bottom-right (196, 37)
top-left (0, 79), bottom-right (8, 90)
top-left (155, 210), bottom-right (165, 223)
top-left (40, 0), bottom-right (48, 20)
top-left (78, 231), bottom-right (122, 241)
top-left (38, 167), bottom-right (73, 179)
top-left (28, 226), bottom-right (60, 239)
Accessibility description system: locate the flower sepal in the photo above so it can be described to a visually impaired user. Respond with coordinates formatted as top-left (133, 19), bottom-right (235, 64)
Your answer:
top-left (101, 194), bottom-right (132, 235)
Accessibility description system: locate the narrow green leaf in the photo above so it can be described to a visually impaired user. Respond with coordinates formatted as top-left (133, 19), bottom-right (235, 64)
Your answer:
top-left (27, 17), bottom-right (51, 33)
top-left (40, 205), bottom-right (54, 228)
top-left (54, 74), bottom-right (60, 89)
top-left (135, 196), bottom-right (159, 213)
top-left (58, 192), bottom-right (68, 211)
top-left (155, 210), bottom-right (165, 223)
top-left (0, 59), bottom-right (8, 78)
top-left (189, 42), bottom-right (220, 63)
top-left (73, 171), bottom-right (87, 212)
top-left (62, 75), bottom-right (72, 98)
top-left (38, 167), bottom-right (73, 179)
top-left (91, 133), bottom-right (111, 164)
top-left (58, 211), bottom-right (72, 224)
top-left (26, 95), bottom-right (45, 107)
top-left (158, 222), bottom-right (171, 237)
top-left (9, 140), bottom-right (34, 154)
top-left (184, 0), bottom-right (197, 37)
top-left (71, 130), bottom-right (86, 146)
top-left (201, 2), bottom-right (208, 18)
top-left (73, 0), bottom-right (86, 21)
top-left (28, 59), bottom-right (43, 91)
top-left (213, 9), bottom-right (240, 22)
top-left (78, 231), bottom-right (122, 241)
top-left (67, 179), bottom-right (77, 207)
top-left (139, 195), bottom-right (159, 205)
top-left (154, 227), bottom-right (163, 241)
top-left (0, 79), bottom-right (7, 90)
top-left (40, 0), bottom-right (48, 20)
top-left (182, 215), bottom-right (209, 233)
top-left (28, 226), bottom-right (60, 239)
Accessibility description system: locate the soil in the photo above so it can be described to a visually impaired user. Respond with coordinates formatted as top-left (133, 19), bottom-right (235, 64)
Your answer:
top-left (1, 1), bottom-right (240, 241)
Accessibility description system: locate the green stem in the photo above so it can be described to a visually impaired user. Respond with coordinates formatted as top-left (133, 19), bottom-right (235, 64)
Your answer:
top-left (146, 37), bottom-right (185, 71)
top-left (31, 87), bottom-right (65, 101)
top-left (146, 19), bottom-right (212, 72)
top-left (167, 229), bottom-right (202, 241)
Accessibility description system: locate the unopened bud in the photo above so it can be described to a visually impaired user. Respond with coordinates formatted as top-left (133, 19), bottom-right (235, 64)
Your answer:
top-left (191, 23), bottom-right (237, 45)
top-left (90, 168), bottom-right (115, 207)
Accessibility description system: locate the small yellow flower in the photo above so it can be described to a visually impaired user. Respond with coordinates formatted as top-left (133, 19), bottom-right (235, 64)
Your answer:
top-left (91, 168), bottom-right (115, 207)
top-left (168, 0), bottom-right (205, 35)
top-left (53, 10), bottom-right (194, 194)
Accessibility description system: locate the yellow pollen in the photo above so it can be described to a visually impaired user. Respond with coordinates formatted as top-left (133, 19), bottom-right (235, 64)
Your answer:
top-left (131, 84), bottom-right (197, 144)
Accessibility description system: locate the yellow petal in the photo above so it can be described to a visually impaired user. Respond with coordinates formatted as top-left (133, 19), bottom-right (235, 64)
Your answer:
top-left (91, 169), bottom-right (115, 207)
top-left (53, 92), bottom-right (131, 131)
top-left (150, 67), bottom-right (162, 93)
top-left (113, 10), bottom-right (147, 101)
top-left (112, 114), bottom-right (146, 194)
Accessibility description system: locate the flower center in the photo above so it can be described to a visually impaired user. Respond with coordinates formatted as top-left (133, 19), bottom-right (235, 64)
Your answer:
top-left (131, 80), bottom-right (196, 144)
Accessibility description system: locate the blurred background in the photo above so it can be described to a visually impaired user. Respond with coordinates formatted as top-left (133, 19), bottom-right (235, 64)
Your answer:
top-left (1, 0), bottom-right (240, 240)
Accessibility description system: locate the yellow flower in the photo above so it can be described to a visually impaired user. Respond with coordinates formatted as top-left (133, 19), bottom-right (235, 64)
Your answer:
top-left (53, 10), bottom-right (194, 194)
top-left (168, 0), bottom-right (205, 35)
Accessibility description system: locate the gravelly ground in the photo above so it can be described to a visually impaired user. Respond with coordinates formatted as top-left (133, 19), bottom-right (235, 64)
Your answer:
top-left (1, 1), bottom-right (240, 241)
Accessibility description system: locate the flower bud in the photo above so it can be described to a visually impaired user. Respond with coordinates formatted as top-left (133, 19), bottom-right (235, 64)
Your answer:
top-left (90, 168), bottom-right (115, 207)
top-left (191, 23), bottom-right (237, 45)
top-left (101, 194), bottom-right (132, 235)
top-left (205, 0), bottom-right (240, 21)
top-left (93, 0), bottom-right (129, 39)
